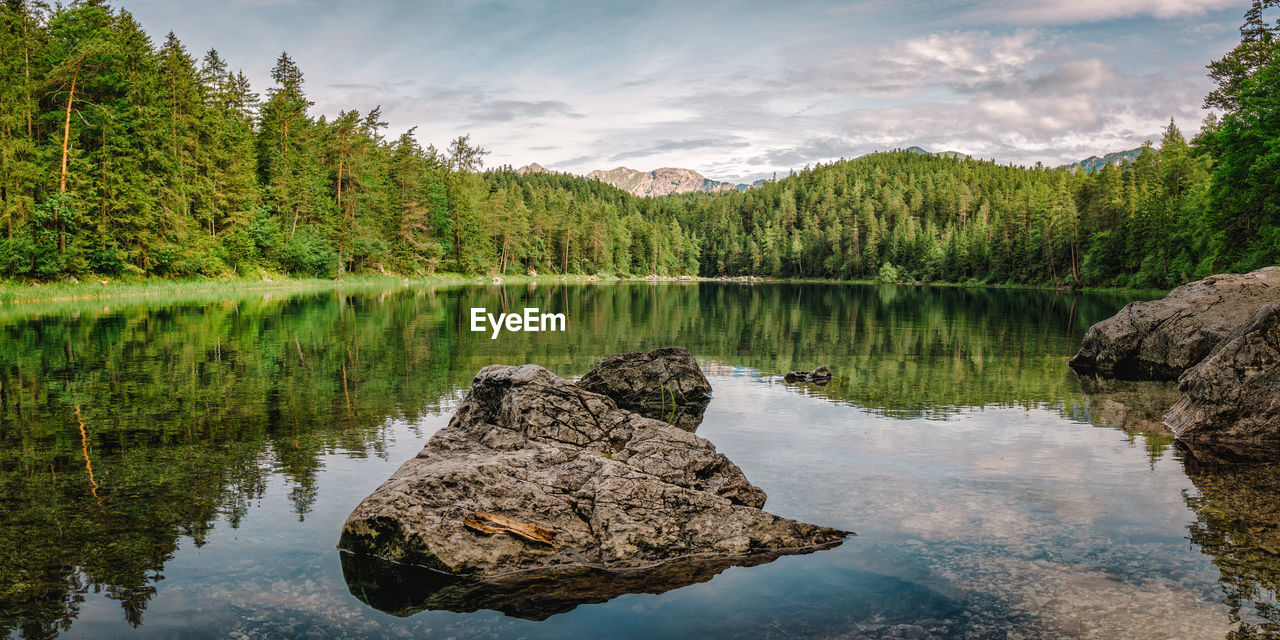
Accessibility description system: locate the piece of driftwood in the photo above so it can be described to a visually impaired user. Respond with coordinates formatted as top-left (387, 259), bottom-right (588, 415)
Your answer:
top-left (464, 511), bottom-right (556, 545)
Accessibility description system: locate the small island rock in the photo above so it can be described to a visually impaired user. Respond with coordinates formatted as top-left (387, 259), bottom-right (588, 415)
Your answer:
top-left (784, 366), bottom-right (833, 384)
top-left (338, 362), bottom-right (849, 580)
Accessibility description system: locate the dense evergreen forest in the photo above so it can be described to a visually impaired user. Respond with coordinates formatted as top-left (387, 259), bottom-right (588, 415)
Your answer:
top-left (1, 0), bottom-right (1277, 289)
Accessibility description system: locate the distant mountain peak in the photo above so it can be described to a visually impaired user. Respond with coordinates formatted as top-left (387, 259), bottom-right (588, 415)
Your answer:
top-left (585, 166), bottom-right (740, 197)
top-left (1062, 148), bottom-right (1146, 173)
top-left (515, 162), bottom-right (555, 175)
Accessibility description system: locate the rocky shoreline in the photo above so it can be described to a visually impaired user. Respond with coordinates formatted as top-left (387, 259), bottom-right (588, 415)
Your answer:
top-left (1069, 267), bottom-right (1280, 442)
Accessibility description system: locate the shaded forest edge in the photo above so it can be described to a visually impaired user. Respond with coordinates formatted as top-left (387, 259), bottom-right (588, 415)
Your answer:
top-left (2, 2), bottom-right (1278, 291)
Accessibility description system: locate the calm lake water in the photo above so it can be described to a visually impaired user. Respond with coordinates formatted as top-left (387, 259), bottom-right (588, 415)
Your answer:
top-left (2, 282), bottom-right (1277, 639)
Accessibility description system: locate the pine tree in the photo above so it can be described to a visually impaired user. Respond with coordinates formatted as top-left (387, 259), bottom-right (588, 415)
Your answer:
top-left (259, 52), bottom-right (326, 239)
top-left (0, 0), bottom-right (41, 244)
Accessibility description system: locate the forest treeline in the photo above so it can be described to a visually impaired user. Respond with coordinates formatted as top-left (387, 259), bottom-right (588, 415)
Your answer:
top-left (2, 1), bottom-right (1278, 289)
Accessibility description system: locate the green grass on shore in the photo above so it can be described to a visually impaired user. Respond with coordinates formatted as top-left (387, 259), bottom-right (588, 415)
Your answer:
top-left (0, 271), bottom-right (1164, 310)
top-left (0, 273), bottom-right (612, 305)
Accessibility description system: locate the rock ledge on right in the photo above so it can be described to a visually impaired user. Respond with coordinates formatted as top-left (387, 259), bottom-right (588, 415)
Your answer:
top-left (1165, 303), bottom-right (1280, 442)
top-left (1067, 266), bottom-right (1280, 443)
top-left (1069, 267), bottom-right (1280, 380)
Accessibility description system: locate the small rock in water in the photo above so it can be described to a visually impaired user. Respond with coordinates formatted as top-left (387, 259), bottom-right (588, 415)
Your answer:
top-left (783, 366), bottom-right (833, 385)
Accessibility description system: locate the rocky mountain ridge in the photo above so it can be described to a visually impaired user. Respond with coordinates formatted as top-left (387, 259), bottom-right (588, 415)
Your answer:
top-left (586, 167), bottom-right (739, 197)
top-left (1062, 148), bottom-right (1145, 173)
top-left (514, 162), bottom-right (556, 176)
top-left (514, 163), bottom-right (747, 197)
top-left (513, 144), bottom-right (1147, 197)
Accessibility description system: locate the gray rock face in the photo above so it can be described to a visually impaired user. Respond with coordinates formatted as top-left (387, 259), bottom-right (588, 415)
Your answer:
top-left (578, 347), bottom-right (712, 430)
top-left (338, 363), bottom-right (848, 582)
top-left (1165, 304), bottom-right (1280, 442)
top-left (1069, 267), bottom-right (1280, 380)
top-left (586, 166), bottom-right (740, 197)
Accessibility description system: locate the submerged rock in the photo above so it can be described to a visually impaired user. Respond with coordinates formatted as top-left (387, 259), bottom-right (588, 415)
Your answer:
top-left (1165, 304), bottom-right (1280, 442)
top-left (338, 361), bottom-right (848, 585)
top-left (577, 347), bottom-right (712, 430)
top-left (1068, 267), bottom-right (1280, 380)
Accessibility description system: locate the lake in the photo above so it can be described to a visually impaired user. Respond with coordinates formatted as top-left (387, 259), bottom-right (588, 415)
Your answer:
top-left (1, 282), bottom-right (1277, 639)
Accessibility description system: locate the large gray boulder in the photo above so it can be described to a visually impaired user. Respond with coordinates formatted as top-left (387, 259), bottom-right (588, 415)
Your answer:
top-left (1068, 267), bottom-right (1280, 380)
top-left (338, 363), bottom-right (848, 583)
top-left (1165, 304), bottom-right (1280, 442)
top-left (578, 347), bottom-right (713, 430)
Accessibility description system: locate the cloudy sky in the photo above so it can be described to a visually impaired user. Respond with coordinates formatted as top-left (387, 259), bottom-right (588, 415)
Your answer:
top-left (124, 0), bottom-right (1247, 182)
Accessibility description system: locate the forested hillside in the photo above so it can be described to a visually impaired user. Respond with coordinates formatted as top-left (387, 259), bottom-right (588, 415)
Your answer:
top-left (1, 1), bottom-right (1277, 289)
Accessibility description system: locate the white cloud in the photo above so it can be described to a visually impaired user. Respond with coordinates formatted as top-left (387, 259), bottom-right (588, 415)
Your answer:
top-left (121, 0), bottom-right (1232, 182)
top-left (892, 31), bottom-right (1040, 79)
